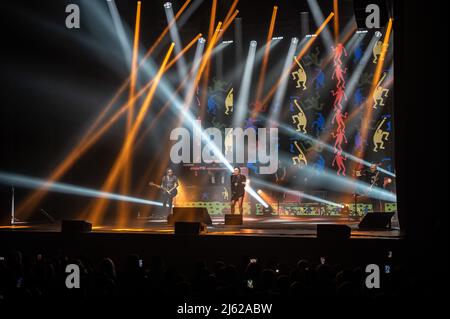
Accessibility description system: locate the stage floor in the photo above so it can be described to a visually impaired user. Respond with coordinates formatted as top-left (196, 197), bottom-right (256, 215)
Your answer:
top-left (1, 215), bottom-right (401, 239)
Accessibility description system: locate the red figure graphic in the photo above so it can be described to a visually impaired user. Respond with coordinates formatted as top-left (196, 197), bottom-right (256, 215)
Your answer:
top-left (332, 65), bottom-right (347, 89)
top-left (332, 128), bottom-right (348, 153)
top-left (332, 151), bottom-right (347, 176)
top-left (331, 86), bottom-right (348, 109)
top-left (330, 43), bottom-right (348, 175)
top-left (332, 43), bottom-right (348, 66)
top-left (332, 109), bottom-right (348, 132)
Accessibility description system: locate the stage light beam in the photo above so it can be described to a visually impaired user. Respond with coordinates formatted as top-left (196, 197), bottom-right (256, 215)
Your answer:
top-left (233, 41), bottom-right (257, 127)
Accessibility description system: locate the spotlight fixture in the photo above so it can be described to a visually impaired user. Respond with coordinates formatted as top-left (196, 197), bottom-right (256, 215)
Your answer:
top-left (163, 2), bottom-right (172, 9)
top-left (291, 37), bottom-right (299, 44)
top-left (222, 40), bottom-right (234, 44)
top-left (250, 40), bottom-right (257, 47)
top-left (199, 37), bottom-right (206, 44)
top-left (272, 36), bottom-right (284, 40)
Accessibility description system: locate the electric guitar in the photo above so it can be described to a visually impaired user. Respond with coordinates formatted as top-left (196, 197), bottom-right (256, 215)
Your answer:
top-left (148, 182), bottom-right (178, 196)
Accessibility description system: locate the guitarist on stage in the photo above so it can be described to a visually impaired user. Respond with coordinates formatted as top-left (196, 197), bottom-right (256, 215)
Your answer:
top-left (149, 168), bottom-right (179, 215)
top-left (356, 163), bottom-right (391, 212)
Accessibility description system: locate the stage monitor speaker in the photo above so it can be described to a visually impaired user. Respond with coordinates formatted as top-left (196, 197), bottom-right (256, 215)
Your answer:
top-left (169, 207), bottom-right (212, 226)
top-left (353, 0), bottom-right (390, 29)
top-left (225, 214), bottom-right (243, 225)
top-left (174, 222), bottom-right (206, 235)
top-left (317, 224), bottom-right (351, 240)
top-left (358, 212), bottom-right (394, 230)
top-left (61, 220), bottom-right (92, 233)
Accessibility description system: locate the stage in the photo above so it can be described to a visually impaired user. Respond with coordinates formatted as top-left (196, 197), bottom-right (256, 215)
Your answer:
top-left (0, 214), bottom-right (405, 273)
top-left (1, 215), bottom-right (401, 239)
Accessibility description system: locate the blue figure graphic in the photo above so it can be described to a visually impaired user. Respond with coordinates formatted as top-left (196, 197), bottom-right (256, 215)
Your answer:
top-left (207, 95), bottom-right (218, 116)
top-left (244, 117), bottom-right (257, 130)
top-left (381, 157), bottom-right (393, 173)
top-left (354, 45), bottom-right (363, 64)
top-left (382, 114), bottom-right (392, 132)
top-left (247, 162), bottom-right (259, 175)
top-left (289, 96), bottom-right (300, 112)
top-left (354, 88), bottom-right (366, 106)
top-left (313, 154), bottom-right (325, 174)
top-left (312, 112), bottom-right (325, 136)
top-left (289, 137), bottom-right (297, 153)
top-left (353, 130), bottom-right (367, 152)
top-left (315, 68), bottom-right (325, 90)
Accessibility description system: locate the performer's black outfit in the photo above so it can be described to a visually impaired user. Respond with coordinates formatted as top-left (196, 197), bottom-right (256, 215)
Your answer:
top-left (161, 175), bottom-right (178, 214)
top-left (230, 174), bottom-right (246, 214)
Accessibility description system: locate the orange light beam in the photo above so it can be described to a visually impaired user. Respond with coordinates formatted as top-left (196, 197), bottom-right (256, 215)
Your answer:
top-left (190, 22), bottom-right (223, 106)
top-left (89, 43), bottom-right (175, 225)
top-left (15, 1), bottom-right (192, 217)
top-left (120, 0), bottom-right (142, 216)
top-left (223, 0), bottom-right (239, 25)
top-left (199, 0), bottom-right (218, 120)
top-left (333, 0), bottom-right (339, 42)
top-left (255, 6), bottom-right (278, 104)
top-left (199, 1), bottom-right (238, 119)
top-left (188, 12), bottom-right (238, 122)
top-left (262, 12), bottom-right (334, 107)
top-left (16, 35), bottom-right (198, 218)
top-left (212, 10), bottom-right (239, 47)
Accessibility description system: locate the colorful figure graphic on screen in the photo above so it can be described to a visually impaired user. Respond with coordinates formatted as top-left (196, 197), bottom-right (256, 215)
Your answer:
top-left (331, 86), bottom-right (347, 109)
top-left (292, 141), bottom-right (307, 166)
top-left (312, 112), bottom-right (325, 136)
top-left (292, 99), bottom-right (307, 133)
top-left (304, 47), bottom-right (322, 67)
top-left (373, 40), bottom-right (383, 63)
top-left (373, 117), bottom-right (390, 152)
top-left (332, 151), bottom-right (347, 176)
top-left (225, 87), bottom-right (233, 115)
top-left (354, 45), bottom-right (363, 64)
top-left (312, 154), bottom-right (325, 173)
top-left (292, 56), bottom-right (307, 90)
top-left (332, 109), bottom-right (348, 132)
top-left (373, 72), bottom-right (389, 109)
top-left (332, 128), bottom-right (348, 153)
top-left (289, 96), bottom-right (300, 112)
top-left (207, 95), bottom-right (218, 116)
top-left (354, 87), bottom-right (366, 106)
top-left (332, 43), bottom-right (348, 65)
top-left (244, 117), bottom-right (257, 130)
top-left (315, 68), bottom-right (325, 90)
top-left (382, 114), bottom-right (392, 132)
top-left (247, 162), bottom-right (259, 175)
top-left (381, 157), bottom-right (393, 173)
top-left (353, 130), bottom-right (367, 153)
top-left (332, 64), bottom-right (347, 89)
top-left (304, 92), bottom-right (324, 111)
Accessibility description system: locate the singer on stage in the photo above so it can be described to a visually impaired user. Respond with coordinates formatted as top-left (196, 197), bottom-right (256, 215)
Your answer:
top-left (230, 167), bottom-right (246, 215)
